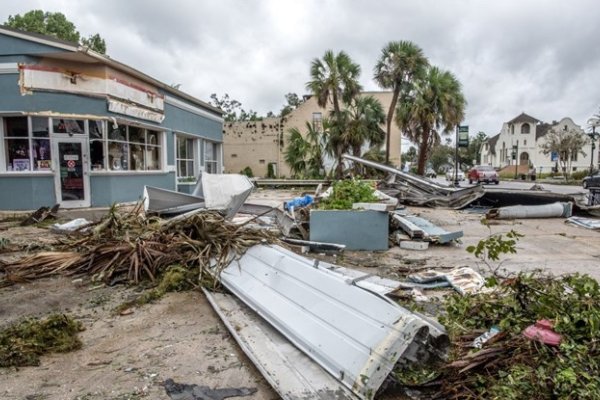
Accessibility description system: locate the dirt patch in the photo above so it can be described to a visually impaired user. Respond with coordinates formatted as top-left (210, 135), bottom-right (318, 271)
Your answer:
top-left (0, 277), bottom-right (277, 400)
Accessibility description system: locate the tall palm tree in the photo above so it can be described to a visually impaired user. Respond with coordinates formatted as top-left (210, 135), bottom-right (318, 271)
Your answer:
top-left (374, 41), bottom-right (429, 164)
top-left (306, 50), bottom-right (362, 117)
top-left (395, 66), bottom-right (466, 175)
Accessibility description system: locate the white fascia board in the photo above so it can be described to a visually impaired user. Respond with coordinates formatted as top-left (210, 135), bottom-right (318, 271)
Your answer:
top-left (165, 95), bottom-right (223, 123)
top-left (0, 63), bottom-right (18, 74)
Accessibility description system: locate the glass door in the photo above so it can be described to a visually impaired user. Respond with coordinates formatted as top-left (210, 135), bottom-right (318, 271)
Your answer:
top-left (53, 139), bottom-right (90, 208)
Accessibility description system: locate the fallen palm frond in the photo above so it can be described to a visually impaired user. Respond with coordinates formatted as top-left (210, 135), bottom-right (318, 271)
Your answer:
top-left (1, 207), bottom-right (278, 288)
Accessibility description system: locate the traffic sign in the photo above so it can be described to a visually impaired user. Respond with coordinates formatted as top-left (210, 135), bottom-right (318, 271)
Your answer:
top-left (458, 125), bottom-right (469, 147)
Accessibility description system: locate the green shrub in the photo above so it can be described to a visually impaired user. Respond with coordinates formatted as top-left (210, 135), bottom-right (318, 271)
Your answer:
top-left (319, 179), bottom-right (378, 210)
top-left (571, 169), bottom-right (590, 180)
top-left (240, 166), bottom-right (253, 177)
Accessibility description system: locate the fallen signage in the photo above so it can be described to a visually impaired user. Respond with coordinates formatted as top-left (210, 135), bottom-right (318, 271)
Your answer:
top-left (342, 154), bottom-right (484, 209)
top-left (216, 245), bottom-right (449, 400)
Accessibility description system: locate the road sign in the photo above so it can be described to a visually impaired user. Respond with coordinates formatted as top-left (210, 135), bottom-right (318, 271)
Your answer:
top-left (458, 125), bottom-right (469, 147)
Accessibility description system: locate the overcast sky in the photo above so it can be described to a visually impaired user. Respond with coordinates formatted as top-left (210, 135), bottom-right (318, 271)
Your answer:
top-left (2, 0), bottom-right (599, 142)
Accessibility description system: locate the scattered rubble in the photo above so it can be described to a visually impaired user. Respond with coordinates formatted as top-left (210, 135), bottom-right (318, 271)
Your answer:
top-left (1, 170), bottom-right (600, 399)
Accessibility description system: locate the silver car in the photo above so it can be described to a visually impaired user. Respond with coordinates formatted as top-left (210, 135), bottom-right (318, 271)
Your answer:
top-left (445, 169), bottom-right (465, 181)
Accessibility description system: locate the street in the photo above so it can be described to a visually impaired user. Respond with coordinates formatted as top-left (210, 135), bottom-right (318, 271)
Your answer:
top-left (432, 176), bottom-right (586, 194)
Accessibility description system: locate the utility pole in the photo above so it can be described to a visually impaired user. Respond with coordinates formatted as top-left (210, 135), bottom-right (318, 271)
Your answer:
top-left (454, 125), bottom-right (459, 187)
top-left (455, 125), bottom-right (469, 186)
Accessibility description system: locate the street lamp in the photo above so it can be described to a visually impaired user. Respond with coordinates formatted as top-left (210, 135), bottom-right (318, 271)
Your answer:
top-left (586, 117), bottom-right (600, 176)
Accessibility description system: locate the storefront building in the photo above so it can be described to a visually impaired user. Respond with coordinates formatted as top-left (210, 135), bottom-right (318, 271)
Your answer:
top-left (0, 26), bottom-right (223, 210)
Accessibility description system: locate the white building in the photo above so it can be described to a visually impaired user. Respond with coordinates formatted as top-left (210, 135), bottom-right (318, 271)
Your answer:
top-left (479, 112), bottom-right (594, 175)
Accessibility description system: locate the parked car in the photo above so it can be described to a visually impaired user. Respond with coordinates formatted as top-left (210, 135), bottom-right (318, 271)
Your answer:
top-left (445, 169), bottom-right (465, 181)
top-left (468, 165), bottom-right (499, 184)
top-left (425, 168), bottom-right (437, 179)
top-left (583, 171), bottom-right (600, 189)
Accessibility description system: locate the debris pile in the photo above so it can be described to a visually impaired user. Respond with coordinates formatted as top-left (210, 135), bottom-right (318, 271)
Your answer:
top-left (342, 154), bottom-right (484, 209)
top-left (1, 204), bottom-right (277, 288)
top-left (390, 272), bottom-right (600, 399)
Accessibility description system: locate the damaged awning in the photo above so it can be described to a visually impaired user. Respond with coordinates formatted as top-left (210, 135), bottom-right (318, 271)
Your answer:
top-left (143, 173), bottom-right (253, 218)
top-left (214, 244), bottom-right (448, 400)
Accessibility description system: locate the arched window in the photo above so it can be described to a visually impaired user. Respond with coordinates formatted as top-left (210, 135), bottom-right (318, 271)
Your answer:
top-left (521, 123), bottom-right (530, 134)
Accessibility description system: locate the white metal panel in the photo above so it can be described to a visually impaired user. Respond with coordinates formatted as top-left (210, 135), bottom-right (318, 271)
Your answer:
top-left (204, 290), bottom-right (359, 400)
top-left (220, 245), bottom-right (447, 399)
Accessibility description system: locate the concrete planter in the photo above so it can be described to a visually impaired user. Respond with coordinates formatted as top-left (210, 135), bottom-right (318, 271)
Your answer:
top-left (309, 209), bottom-right (389, 251)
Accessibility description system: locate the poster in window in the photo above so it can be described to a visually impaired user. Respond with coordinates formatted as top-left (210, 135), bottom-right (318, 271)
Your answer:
top-left (37, 160), bottom-right (52, 170)
top-left (12, 159), bottom-right (30, 171)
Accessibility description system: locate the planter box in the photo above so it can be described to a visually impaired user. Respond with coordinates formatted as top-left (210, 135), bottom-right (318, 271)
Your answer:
top-left (309, 209), bottom-right (389, 251)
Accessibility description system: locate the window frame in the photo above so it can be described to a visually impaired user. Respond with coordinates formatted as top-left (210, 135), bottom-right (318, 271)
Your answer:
top-left (175, 134), bottom-right (198, 181)
top-left (1, 115), bottom-right (53, 174)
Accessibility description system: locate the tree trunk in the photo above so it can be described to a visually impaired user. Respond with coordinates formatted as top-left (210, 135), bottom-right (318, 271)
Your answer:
top-left (417, 131), bottom-right (430, 175)
top-left (385, 88), bottom-right (400, 164)
top-left (352, 144), bottom-right (362, 175)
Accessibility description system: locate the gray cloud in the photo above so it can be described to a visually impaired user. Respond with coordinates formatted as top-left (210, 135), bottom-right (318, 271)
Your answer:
top-left (2, 0), bottom-right (600, 138)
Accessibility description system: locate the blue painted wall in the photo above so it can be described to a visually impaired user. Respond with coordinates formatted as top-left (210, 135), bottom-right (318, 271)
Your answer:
top-left (0, 54), bottom-right (37, 63)
top-left (0, 175), bottom-right (56, 210)
top-left (163, 103), bottom-right (222, 142)
top-left (90, 173), bottom-right (175, 206)
top-left (0, 34), bottom-right (68, 56)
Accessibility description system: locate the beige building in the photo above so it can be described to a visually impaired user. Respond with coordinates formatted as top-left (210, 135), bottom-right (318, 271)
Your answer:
top-left (223, 91), bottom-right (402, 177)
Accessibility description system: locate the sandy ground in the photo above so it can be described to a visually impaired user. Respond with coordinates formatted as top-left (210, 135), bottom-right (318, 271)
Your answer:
top-left (0, 189), bottom-right (599, 400)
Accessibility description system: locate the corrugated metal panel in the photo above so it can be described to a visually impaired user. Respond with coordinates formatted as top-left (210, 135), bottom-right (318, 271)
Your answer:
top-left (219, 245), bottom-right (448, 400)
top-left (204, 289), bottom-right (359, 400)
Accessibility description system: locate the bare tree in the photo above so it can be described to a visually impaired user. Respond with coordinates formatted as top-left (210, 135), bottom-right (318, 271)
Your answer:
top-left (540, 127), bottom-right (589, 180)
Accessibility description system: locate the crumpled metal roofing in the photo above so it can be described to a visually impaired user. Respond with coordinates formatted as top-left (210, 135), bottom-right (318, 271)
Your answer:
top-left (217, 244), bottom-right (448, 399)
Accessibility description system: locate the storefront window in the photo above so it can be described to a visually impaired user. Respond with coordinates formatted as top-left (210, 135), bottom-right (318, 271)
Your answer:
top-left (89, 120), bottom-right (106, 170)
top-left (4, 116), bottom-right (52, 172)
top-left (1, 117), bottom-right (162, 173)
top-left (146, 130), bottom-right (161, 171)
top-left (53, 118), bottom-right (84, 134)
top-left (107, 125), bottom-right (161, 171)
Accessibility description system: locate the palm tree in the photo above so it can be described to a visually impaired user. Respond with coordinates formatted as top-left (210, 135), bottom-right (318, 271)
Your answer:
top-left (395, 66), bottom-right (466, 175)
top-left (347, 95), bottom-right (386, 158)
top-left (284, 122), bottom-right (328, 178)
top-left (374, 41), bottom-right (429, 165)
top-left (306, 50), bottom-right (362, 118)
top-left (284, 127), bottom-right (309, 178)
top-left (326, 96), bottom-right (386, 176)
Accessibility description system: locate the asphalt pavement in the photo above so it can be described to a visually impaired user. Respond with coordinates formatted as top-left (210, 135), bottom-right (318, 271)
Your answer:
top-left (432, 176), bottom-right (585, 194)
